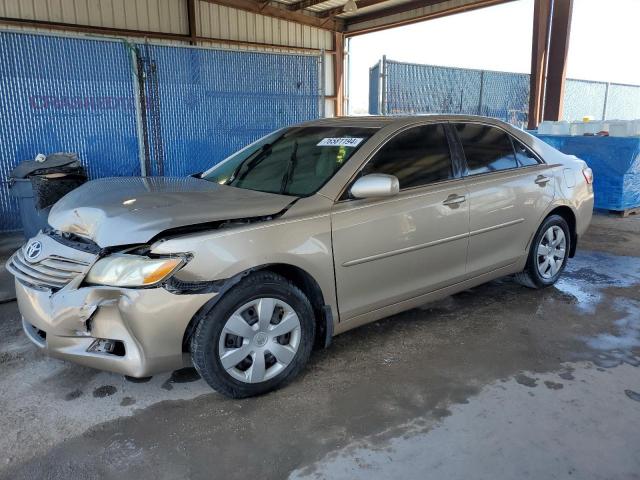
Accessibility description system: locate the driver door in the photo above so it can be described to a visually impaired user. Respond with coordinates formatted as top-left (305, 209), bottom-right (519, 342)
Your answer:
top-left (331, 123), bottom-right (470, 321)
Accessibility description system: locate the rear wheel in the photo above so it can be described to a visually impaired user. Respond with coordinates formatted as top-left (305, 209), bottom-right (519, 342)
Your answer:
top-left (190, 271), bottom-right (315, 398)
top-left (515, 214), bottom-right (570, 289)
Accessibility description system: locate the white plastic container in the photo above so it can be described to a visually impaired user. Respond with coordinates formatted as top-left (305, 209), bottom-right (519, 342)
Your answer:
top-left (583, 120), bottom-right (607, 135)
top-left (538, 119), bottom-right (639, 137)
top-left (538, 121), bottom-right (555, 135)
top-left (553, 121), bottom-right (571, 135)
top-left (609, 120), bottom-right (629, 137)
top-left (570, 122), bottom-right (587, 136)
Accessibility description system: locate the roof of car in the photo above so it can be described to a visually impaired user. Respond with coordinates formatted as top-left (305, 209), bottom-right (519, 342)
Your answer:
top-left (301, 114), bottom-right (514, 130)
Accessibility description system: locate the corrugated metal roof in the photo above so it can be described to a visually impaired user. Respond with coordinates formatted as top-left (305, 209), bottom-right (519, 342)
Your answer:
top-left (271, 0), bottom-right (413, 15)
top-left (334, 0), bottom-right (417, 18)
top-left (344, 0), bottom-right (480, 31)
top-left (269, 0), bottom-right (497, 28)
top-left (305, 0), bottom-right (346, 13)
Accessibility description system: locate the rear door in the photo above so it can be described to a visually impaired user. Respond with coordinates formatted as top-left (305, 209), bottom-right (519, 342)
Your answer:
top-left (453, 123), bottom-right (555, 276)
top-left (331, 123), bottom-right (470, 321)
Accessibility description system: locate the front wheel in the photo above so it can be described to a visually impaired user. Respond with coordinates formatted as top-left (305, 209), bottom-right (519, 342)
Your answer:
top-left (515, 214), bottom-right (571, 289)
top-left (190, 271), bottom-right (315, 398)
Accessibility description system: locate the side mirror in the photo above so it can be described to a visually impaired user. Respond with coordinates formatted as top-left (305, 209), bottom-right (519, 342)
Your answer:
top-left (350, 174), bottom-right (400, 199)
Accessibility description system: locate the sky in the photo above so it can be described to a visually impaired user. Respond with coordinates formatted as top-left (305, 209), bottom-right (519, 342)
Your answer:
top-left (347, 0), bottom-right (640, 114)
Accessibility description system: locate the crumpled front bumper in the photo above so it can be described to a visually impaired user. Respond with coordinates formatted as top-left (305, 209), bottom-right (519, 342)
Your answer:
top-left (16, 280), bottom-right (216, 377)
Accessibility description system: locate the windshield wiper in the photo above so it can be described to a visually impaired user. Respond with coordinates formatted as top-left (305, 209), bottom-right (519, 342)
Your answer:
top-left (280, 140), bottom-right (299, 194)
top-left (227, 143), bottom-right (272, 185)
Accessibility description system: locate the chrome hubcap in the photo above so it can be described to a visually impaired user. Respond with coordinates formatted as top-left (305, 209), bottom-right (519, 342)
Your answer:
top-left (218, 298), bottom-right (301, 384)
top-left (536, 225), bottom-right (567, 279)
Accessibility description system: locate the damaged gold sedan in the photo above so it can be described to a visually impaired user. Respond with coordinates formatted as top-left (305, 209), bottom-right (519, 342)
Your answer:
top-left (8, 116), bottom-right (593, 398)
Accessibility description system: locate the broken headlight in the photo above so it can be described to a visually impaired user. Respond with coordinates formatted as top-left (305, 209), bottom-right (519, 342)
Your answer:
top-left (85, 254), bottom-right (187, 287)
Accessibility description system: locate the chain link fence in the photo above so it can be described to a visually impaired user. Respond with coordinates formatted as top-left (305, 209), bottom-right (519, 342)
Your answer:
top-left (0, 30), bottom-right (322, 231)
top-left (369, 57), bottom-right (640, 126)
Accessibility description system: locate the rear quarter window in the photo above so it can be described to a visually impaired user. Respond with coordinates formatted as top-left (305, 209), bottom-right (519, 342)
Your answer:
top-left (512, 138), bottom-right (542, 167)
top-left (455, 123), bottom-right (518, 175)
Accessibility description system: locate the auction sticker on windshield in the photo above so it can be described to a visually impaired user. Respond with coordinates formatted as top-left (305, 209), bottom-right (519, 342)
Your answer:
top-left (317, 137), bottom-right (364, 147)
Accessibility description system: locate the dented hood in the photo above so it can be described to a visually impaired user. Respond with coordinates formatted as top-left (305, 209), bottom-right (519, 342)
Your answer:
top-left (48, 177), bottom-right (295, 247)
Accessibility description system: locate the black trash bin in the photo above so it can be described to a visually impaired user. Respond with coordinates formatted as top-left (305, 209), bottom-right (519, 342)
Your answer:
top-left (9, 153), bottom-right (87, 238)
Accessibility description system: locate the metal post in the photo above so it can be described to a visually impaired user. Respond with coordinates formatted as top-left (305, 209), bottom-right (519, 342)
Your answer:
top-left (130, 47), bottom-right (149, 177)
top-left (528, 0), bottom-right (552, 129)
top-left (186, 0), bottom-right (197, 46)
top-left (319, 49), bottom-right (326, 118)
top-left (380, 55), bottom-right (387, 115)
top-left (602, 82), bottom-right (610, 120)
top-left (345, 36), bottom-right (351, 115)
top-left (375, 61), bottom-right (382, 115)
top-left (333, 32), bottom-right (345, 117)
top-left (478, 70), bottom-right (484, 116)
top-left (543, 0), bottom-right (574, 121)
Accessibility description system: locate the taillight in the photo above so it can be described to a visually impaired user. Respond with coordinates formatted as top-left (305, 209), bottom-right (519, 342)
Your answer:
top-left (582, 167), bottom-right (593, 184)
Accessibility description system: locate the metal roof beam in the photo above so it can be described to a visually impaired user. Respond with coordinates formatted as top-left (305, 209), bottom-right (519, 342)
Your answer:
top-left (201, 0), bottom-right (343, 30)
top-left (344, 0), bottom-right (514, 35)
top-left (319, 0), bottom-right (390, 18)
top-left (287, 0), bottom-right (330, 11)
top-left (344, 0), bottom-right (450, 25)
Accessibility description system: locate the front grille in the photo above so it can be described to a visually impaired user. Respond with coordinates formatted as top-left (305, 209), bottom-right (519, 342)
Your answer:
top-left (7, 247), bottom-right (91, 291)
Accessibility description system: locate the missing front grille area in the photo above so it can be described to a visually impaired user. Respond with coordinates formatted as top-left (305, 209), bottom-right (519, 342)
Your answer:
top-left (22, 320), bottom-right (47, 348)
top-left (35, 328), bottom-right (46, 341)
top-left (87, 338), bottom-right (126, 357)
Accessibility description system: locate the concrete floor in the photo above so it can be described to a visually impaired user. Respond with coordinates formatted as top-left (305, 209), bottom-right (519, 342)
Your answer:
top-left (0, 231), bottom-right (21, 302)
top-left (1, 214), bottom-right (639, 480)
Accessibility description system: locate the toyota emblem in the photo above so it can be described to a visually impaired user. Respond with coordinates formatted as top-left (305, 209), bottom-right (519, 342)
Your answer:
top-left (25, 241), bottom-right (43, 261)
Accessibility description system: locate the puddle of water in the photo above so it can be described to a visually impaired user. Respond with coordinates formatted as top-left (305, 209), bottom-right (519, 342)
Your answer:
top-left (584, 298), bottom-right (640, 352)
top-left (553, 251), bottom-right (640, 313)
top-left (93, 385), bottom-right (117, 398)
top-left (553, 252), bottom-right (640, 370)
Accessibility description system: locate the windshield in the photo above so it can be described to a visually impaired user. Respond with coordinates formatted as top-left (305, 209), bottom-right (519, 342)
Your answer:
top-left (201, 126), bottom-right (378, 196)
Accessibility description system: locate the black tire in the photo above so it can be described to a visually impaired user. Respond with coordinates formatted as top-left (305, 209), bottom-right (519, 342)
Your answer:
top-left (515, 214), bottom-right (571, 289)
top-left (190, 271), bottom-right (315, 398)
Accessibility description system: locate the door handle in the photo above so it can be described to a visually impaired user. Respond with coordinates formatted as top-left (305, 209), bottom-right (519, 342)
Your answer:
top-left (443, 194), bottom-right (466, 207)
top-left (535, 175), bottom-right (551, 186)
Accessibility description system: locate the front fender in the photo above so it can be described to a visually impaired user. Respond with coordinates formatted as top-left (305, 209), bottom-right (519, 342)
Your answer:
top-left (150, 210), bottom-right (337, 322)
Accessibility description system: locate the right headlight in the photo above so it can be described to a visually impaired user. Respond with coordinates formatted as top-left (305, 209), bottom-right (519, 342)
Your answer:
top-left (85, 254), bottom-right (187, 287)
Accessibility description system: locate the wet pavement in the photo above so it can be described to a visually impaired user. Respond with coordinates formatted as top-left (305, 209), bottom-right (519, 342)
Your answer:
top-left (1, 214), bottom-right (639, 479)
top-left (0, 232), bottom-right (21, 302)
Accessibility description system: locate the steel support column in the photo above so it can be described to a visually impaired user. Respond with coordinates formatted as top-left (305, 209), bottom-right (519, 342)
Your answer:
top-left (543, 0), bottom-right (574, 121)
top-left (187, 0), bottom-right (197, 45)
top-left (527, 0), bottom-right (552, 129)
top-left (334, 32), bottom-right (345, 116)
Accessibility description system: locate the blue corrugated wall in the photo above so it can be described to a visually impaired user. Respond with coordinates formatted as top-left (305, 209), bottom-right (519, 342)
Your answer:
top-left (0, 31), bottom-right (321, 231)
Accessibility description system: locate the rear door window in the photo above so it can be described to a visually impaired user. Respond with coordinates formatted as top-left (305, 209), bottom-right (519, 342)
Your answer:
top-left (454, 123), bottom-right (517, 175)
top-left (361, 124), bottom-right (454, 189)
